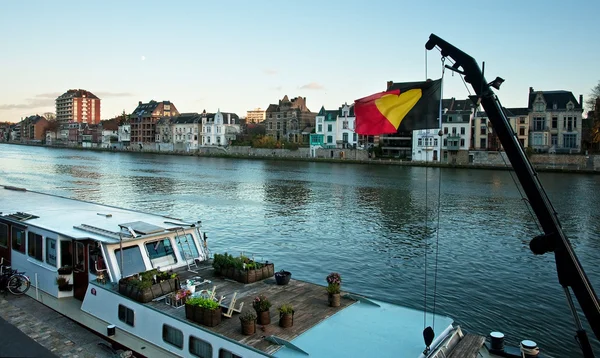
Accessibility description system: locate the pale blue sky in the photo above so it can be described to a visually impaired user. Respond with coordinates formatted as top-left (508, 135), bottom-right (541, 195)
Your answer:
top-left (1, 0), bottom-right (598, 123)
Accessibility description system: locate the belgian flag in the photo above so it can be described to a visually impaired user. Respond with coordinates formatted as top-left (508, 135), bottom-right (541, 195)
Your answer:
top-left (354, 79), bottom-right (442, 135)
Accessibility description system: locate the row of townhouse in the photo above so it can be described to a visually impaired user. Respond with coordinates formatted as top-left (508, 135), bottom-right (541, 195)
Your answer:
top-left (0, 115), bottom-right (49, 142)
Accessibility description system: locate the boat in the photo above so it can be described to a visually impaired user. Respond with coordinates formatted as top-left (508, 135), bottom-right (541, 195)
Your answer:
top-left (0, 34), bottom-right (597, 358)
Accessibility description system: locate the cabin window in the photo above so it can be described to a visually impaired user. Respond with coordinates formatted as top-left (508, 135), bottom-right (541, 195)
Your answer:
top-left (189, 336), bottom-right (212, 357)
top-left (46, 238), bottom-right (57, 267)
top-left (118, 304), bottom-right (134, 326)
top-left (60, 241), bottom-right (73, 268)
top-left (162, 324), bottom-right (183, 349)
top-left (11, 227), bottom-right (26, 253)
top-left (114, 246), bottom-right (146, 277)
top-left (145, 239), bottom-right (177, 267)
top-left (28, 232), bottom-right (43, 261)
top-left (175, 234), bottom-right (199, 259)
top-left (0, 223), bottom-right (7, 248)
top-left (219, 349), bottom-right (242, 358)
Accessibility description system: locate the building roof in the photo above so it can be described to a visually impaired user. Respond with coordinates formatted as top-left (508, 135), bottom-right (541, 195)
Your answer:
top-left (23, 114), bottom-right (46, 124)
top-left (171, 113), bottom-right (202, 125)
top-left (505, 107), bottom-right (529, 116)
top-left (528, 89), bottom-right (582, 110)
top-left (57, 89), bottom-right (99, 100)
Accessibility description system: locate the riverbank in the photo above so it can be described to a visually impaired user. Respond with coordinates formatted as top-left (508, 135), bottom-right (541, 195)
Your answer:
top-left (4, 142), bottom-right (600, 174)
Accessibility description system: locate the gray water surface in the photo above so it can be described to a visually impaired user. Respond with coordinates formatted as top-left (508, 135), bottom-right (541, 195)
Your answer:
top-left (2, 143), bottom-right (600, 357)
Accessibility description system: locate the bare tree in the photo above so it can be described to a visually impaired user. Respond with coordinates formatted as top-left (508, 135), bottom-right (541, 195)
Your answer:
top-left (587, 80), bottom-right (600, 111)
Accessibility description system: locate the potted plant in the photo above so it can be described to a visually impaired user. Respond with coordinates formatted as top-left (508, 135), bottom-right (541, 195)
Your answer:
top-left (278, 303), bottom-right (294, 328)
top-left (239, 311), bottom-right (257, 335)
top-left (275, 270), bottom-right (292, 285)
top-left (252, 294), bottom-right (272, 325)
top-left (186, 297), bottom-right (222, 327)
top-left (326, 272), bottom-right (342, 307)
top-left (56, 277), bottom-right (72, 291)
top-left (57, 266), bottom-right (72, 275)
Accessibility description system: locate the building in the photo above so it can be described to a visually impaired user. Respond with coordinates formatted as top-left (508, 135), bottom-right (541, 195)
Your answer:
top-left (506, 108), bottom-right (529, 148)
top-left (20, 115), bottom-right (49, 142)
top-left (528, 87), bottom-right (583, 153)
top-left (246, 108), bottom-right (265, 124)
top-left (440, 98), bottom-right (475, 164)
top-left (118, 123), bottom-right (131, 147)
top-left (171, 113), bottom-right (202, 151)
top-left (264, 95), bottom-right (316, 144)
top-left (55, 89), bottom-right (101, 125)
top-left (311, 103), bottom-right (357, 152)
top-left (201, 109), bottom-right (240, 146)
top-left (412, 129), bottom-right (442, 162)
top-left (130, 100), bottom-right (179, 146)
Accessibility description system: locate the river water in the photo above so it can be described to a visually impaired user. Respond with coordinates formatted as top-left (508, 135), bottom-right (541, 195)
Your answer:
top-left (1, 143), bottom-right (599, 357)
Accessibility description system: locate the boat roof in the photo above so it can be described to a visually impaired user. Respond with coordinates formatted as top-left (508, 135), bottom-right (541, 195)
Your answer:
top-left (143, 265), bottom-right (454, 357)
top-left (0, 186), bottom-right (195, 244)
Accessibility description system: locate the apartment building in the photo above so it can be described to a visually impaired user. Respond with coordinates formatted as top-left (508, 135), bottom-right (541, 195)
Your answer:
top-left (55, 89), bottom-right (101, 125)
top-left (264, 95), bottom-right (316, 144)
top-left (246, 108), bottom-right (265, 124)
top-left (130, 100), bottom-right (179, 146)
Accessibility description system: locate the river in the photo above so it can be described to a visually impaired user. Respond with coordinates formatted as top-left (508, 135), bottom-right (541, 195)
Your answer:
top-left (1, 143), bottom-right (599, 357)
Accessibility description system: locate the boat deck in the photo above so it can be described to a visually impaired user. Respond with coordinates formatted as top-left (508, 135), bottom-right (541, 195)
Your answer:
top-left (141, 262), bottom-right (355, 355)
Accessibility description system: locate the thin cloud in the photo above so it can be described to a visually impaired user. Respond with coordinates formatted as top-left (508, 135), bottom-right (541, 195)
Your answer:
top-left (0, 98), bottom-right (55, 110)
top-left (270, 86), bottom-right (283, 91)
top-left (34, 92), bottom-right (62, 99)
top-left (263, 69), bottom-right (278, 75)
top-left (299, 82), bottom-right (324, 90)
top-left (95, 91), bottom-right (135, 98)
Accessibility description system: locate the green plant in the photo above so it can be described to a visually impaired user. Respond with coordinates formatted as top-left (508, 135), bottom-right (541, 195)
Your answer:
top-left (56, 277), bottom-right (69, 286)
top-left (240, 311), bottom-right (257, 322)
top-left (278, 304), bottom-right (293, 314)
top-left (252, 294), bottom-right (272, 312)
top-left (326, 284), bottom-right (341, 294)
top-left (188, 297), bottom-right (220, 310)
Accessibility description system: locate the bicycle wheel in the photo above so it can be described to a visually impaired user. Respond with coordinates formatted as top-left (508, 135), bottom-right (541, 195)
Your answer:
top-left (8, 274), bottom-right (30, 295)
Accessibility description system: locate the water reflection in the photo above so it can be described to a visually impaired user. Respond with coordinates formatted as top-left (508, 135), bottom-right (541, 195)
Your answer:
top-left (263, 180), bottom-right (311, 217)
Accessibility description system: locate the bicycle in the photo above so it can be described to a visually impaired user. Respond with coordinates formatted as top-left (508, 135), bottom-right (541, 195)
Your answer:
top-left (0, 258), bottom-right (31, 295)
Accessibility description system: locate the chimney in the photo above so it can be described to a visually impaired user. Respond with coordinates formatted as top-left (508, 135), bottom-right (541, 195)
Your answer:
top-left (138, 101), bottom-right (142, 106)
top-left (579, 95), bottom-right (583, 107)
top-left (387, 81), bottom-right (393, 90)
top-left (529, 87), bottom-right (534, 94)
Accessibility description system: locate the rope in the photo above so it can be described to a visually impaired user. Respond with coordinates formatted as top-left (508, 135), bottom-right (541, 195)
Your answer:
top-left (432, 58), bottom-right (445, 329)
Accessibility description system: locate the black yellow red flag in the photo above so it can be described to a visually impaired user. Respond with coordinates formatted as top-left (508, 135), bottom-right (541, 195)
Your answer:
top-left (355, 79), bottom-right (441, 135)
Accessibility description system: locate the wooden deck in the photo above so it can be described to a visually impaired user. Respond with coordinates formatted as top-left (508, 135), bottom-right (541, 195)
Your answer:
top-left (448, 334), bottom-right (485, 358)
top-left (143, 263), bottom-right (355, 354)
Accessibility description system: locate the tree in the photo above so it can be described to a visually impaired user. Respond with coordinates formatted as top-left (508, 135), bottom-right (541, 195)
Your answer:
top-left (586, 80), bottom-right (600, 111)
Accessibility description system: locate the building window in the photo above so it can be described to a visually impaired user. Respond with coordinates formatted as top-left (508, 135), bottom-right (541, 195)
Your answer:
top-left (60, 241), bottom-right (73, 268)
top-left (189, 336), bottom-right (212, 357)
top-left (162, 324), bottom-right (183, 349)
top-left (343, 121), bottom-right (348, 129)
top-left (443, 127), bottom-right (448, 134)
top-left (451, 127), bottom-right (457, 135)
top-left (175, 234), bottom-right (199, 259)
top-left (519, 118), bottom-right (526, 124)
top-left (532, 133), bottom-right (545, 146)
top-left (327, 124), bottom-right (332, 132)
top-left (317, 124), bottom-right (322, 133)
top-left (11, 227), bottom-right (25, 253)
top-left (460, 139), bottom-right (465, 147)
top-left (146, 239), bottom-right (177, 267)
top-left (327, 135), bottom-right (333, 143)
top-left (46, 238), bottom-right (57, 267)
top-left (343, 133), bottom-right (348, 143)
top-left (563, 134), bottom-right (577, 148)
top-left (114, 246), bottom-right (146, 277)
top-left (418, 138), bottom-right (423, 146)
top-left (219, 349), bottom-right (242, 358)
top-left (460, 127), bottom-right (465, 135)
top-left (353, 133), bottom-right (357, 141)
top-left (480, 118), bottom-right (486, 124)
top-left (533, 117), bottom-right (545, 131)
top-left (480, 138), bottom-right (486, 148)
top-left (443, 139), bottom-right (447, 147)
top-left (448, 116), bottom-right (453, 122)
top-left (118, 305), bottom-right (135, 326)
top-left (551, 134), bottom-right (558, 146)
top-left (552, 117), bottom-right (557, 129)
top-left (519, 127), bottom-right (526, 136)
top-left (276, 122), bottom-right (281, 130)
top-left (0, 223), bottom-right (7, 248)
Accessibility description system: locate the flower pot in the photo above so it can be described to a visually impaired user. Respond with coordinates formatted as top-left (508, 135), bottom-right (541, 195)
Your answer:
top-left (256, 310), bottom-right (271, 325)
top-left (240, 319), bottom-right (256, 335)
top-left (279, 312), bottom-right (293, 328)
top-left (329, 293), bottom-right (341, 307)
top-left (202, 307), bottom-right (222, 327)
top-left (185, 302), bottom-right (195, 320)
top-left (275, 271), bottom-right (291, 285)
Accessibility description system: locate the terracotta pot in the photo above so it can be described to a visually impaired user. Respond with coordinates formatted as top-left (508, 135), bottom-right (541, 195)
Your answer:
top-left (241, 319), bottom-right (256, 335)
top-left (257, 310), bottom-right (271, 325)
top-left (279, 312), bottom-right (293, 328)
top-left (329, 293), bottom-right (340, 307)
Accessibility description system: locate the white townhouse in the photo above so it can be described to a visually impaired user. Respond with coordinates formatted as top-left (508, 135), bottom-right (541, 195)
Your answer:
top-left (118, 123), bottom-right (131, 147)
top-left (412, 128), bottom-right (442, 162)
top-left (313, 103), bottom-right (357, 150)
top-left (201, 109), bottom-right (240, 146)
top-left (171, 113), bottom-right (202, 152)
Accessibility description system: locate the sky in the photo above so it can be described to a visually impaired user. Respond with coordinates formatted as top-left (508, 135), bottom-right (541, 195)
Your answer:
top-left (1, 0), bottom-right (599, 123)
